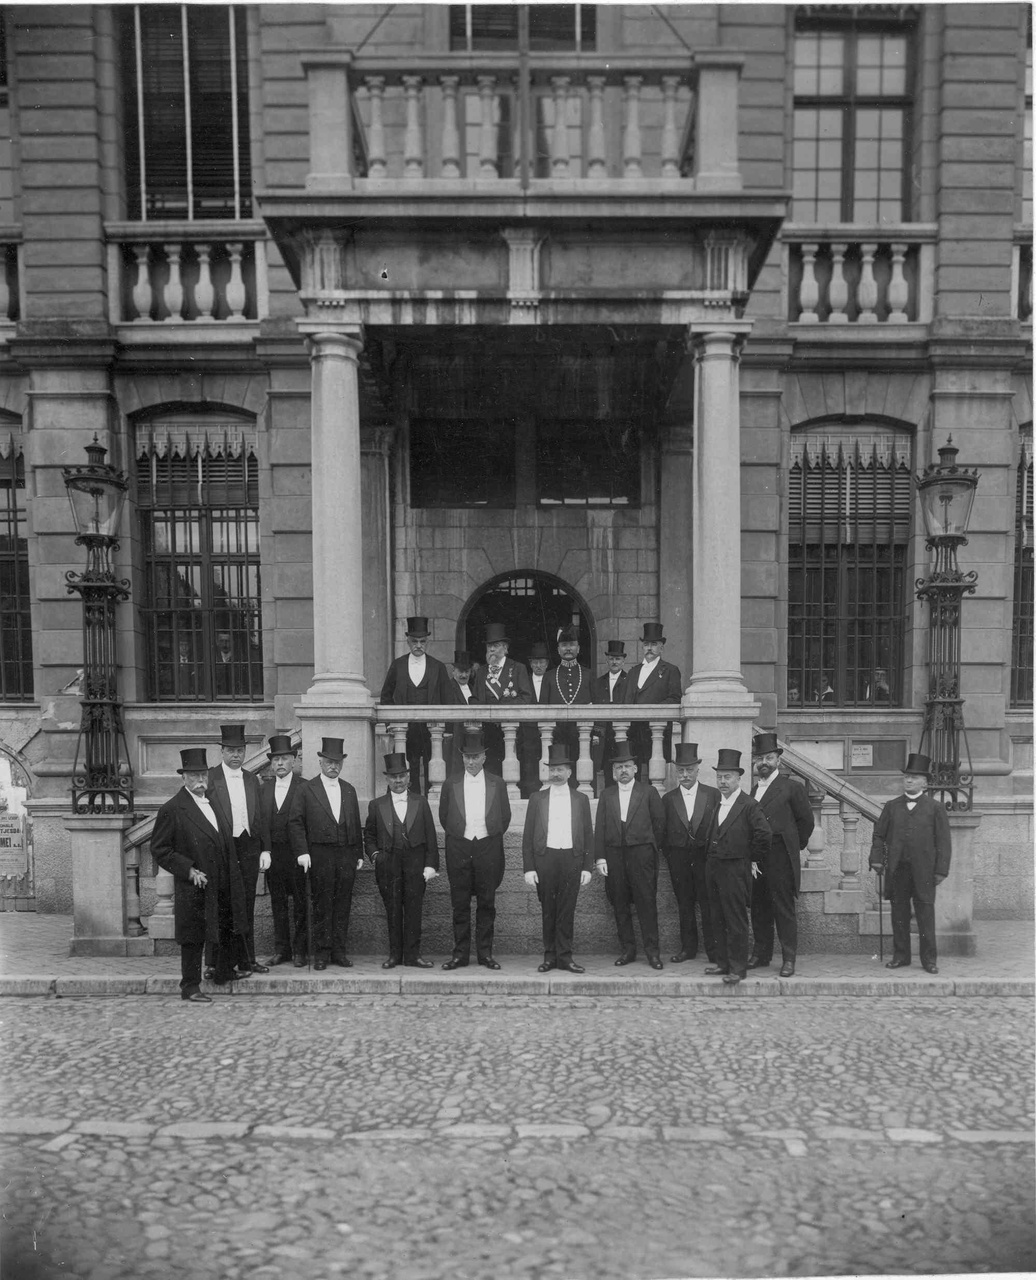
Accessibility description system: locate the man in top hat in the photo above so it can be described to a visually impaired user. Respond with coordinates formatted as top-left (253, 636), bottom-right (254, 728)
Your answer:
top-left (748, 732), bottom-right (815, 978)
top-left (258, 733), bottom-right (306, 967)
top-left (444, 649), bottom-right (479, 777)
top-left (152, 748), bottom-right (248, 1001)
top-left (471, 622), bottom-right (533, 777)
top-left (287, 737), bottom-right (364, 970)
top-left (206, 724), bottom-right (271, 975)
top-left (522, 743), bottom-right (594, 973)
top-left (869, 751), bottom-right (951, 975)
top-left (520, 640), bottom-right (552, 796)
top-left (625, 622), bottom-right (683, 773)
top-left (594, 744), bottom-right (666, 969)
top-left (438, 730), bottom-right (512, 970)
top-left (661, 742), bottom-right (721, 963)
top-left (545, 625), bottom-right (593, 785)
top-left (380, 616), bottom-right (454, 793)
top-left (591, 639), bottom-right (629, 793)
top-left (703, 749), bottom-right (772, 985)
top-left (364, 751), bottom-right (439, 969)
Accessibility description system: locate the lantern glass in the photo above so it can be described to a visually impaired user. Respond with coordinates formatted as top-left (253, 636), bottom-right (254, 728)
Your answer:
top-left (65, 472), bottom-right (128, 540)
top-left (917, 472), bottom-right (977, 539)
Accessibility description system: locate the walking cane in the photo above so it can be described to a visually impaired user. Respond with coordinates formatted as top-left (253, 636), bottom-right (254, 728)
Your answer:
top-left (304, 864), bottom-right (314, 973)
top-left (877, 868), bottom-right (884, 962)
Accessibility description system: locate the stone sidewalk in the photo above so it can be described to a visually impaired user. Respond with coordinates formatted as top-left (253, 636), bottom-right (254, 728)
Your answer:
top-left (0, 912), bottom-right (1031, 997)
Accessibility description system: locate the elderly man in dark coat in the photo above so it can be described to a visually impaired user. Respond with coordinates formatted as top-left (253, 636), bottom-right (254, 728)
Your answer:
top-left (151, 747), bottom-right (248, 1002)
top-left (624, 622), bottom-right (683, 773)
top-left (258, 733), bottom-right (306, 968)
top-left (748, 732), bottom-right (815, 978)
top-left (661, 742), bottom-right (721, 963)
top-left (380, 615), bottom-right (454, 793)
top-left (869, 751), bottom-right (952, 974)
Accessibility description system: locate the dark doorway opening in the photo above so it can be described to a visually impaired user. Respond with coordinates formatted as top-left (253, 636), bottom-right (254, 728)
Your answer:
top-left (460, 572), bottom-right (595, 672)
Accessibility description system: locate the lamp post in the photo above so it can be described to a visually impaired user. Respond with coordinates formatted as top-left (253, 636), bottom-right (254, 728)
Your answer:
top-left (915, 436), bottom-right (979, 811)
top-left (62, 437), bottom-right (134, 814)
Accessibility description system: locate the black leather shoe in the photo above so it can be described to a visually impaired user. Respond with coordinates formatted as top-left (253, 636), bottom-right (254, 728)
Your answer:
top-left (382, 959), bottom-right (399, 969)
top-left (203, 967), bottom-right (216, 981)
top-left (181, 991), bottom-right (212, 1003)
top-left (478, 957), bottom-right (501, 970)
top-left (405, 958), bottom-right (434, 968)
top-left (313, 959), bottom-right (327, 971)
top-left (442, 957), bottom-right (468, 970)
top-left (266, 954), bottom-right (292, 967)
top-left (922, 962), bottom-right (939, 975)
top-left (746, 955), bottom-right (770, 969)
top-left (614, 953), bottom-right (636, 967)
top-left (330, 956), bottom-right (353, 968)
top-left (885, 959), bottom-right (911, 969)
top-left (247, 962), bottom-right (270, 974)
top-left (670, 951), bottom-right (695, 963)
top-left (704, 965), bottom-right (730, 976)
top-left (537, 961), bottom-right (556, 973)
top-left (779, 959), bottom-right (796, 978)
top-left (292, 956), bottom-right (306, 968)
top-left (231, 968), bottom-right (252, 981)
top-left (722, 972), bottom-right (743, 985)
top-left (648, 956), bottom-right (664, 971)
top-left (558, 962), bottom-right (585, 974)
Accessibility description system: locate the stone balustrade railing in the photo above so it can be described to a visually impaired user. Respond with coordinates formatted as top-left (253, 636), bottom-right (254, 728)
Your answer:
top-left (783, 224), bottom-right (936, 325)
top-left (303, 49), bottom-right (745, 191)
top-left (105, 221), bottom-right (267, 326)
top-left (1015, 228), bottom-right (1032, 322)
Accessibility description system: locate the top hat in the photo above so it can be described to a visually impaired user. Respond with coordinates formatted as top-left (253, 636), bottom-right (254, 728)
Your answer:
top-left (610, 745), bottom-right (637, 766)
top-left (219, 723), bottom-right (247, 748)
top-left (484, 622), bottom-right (509, 645)
top-left (902, 752), bottom-right (933, 776)
top-left (317, 737), bottom-right (347, 761)
top-left (605, 640), bottom-right (626, 658)
top-left (557, 625), bottom-right (580, 644)
top-left (266, 734), bottom-right (298, 759)
top-left (752, 732), bottom-right (783, 758)
top-left (528, 641), bottom-right (550, 661)
top-left (453, 650), bottom-right (471, 667)
top-left (714, 748), bottom-right (744, 775)
top-left (405, 616), bottom-right (430, 637)
top-left (640, 622), bottom-right (665, 643)
top-left (177, 747), bottom-right (210, 774)
top-left (547, 743), bottom-right (574, 767)
top-left (460, 731), bottom-right (486, 756)
top-left (383, 752), bottom-right (409, 775)
top-left (673, 742), bottom-right (702, 767)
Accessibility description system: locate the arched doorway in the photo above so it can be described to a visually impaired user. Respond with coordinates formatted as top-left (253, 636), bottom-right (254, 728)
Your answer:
top-left (460, 572), bottom-right (596, 671)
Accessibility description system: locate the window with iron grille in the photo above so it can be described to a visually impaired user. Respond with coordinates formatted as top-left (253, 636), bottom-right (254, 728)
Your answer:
top-left (792, 11), bottom-right (915, 224)
top-left (1011, 427), bottom-right (1033, 707)
top-left (137, 418), bottom-right (262, 702)
top-left (0, 443), bottom-right (31, 701)
top-left (119, 5), bottom-right (251, 221)
top-left (449, 5), bottom-right (596, 52)
top-left (787, 430), bottom-right (913, 708)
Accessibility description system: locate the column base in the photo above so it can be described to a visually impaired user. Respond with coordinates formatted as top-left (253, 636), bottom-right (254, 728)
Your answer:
top-left (65, 814), bottom-right (137, 957)
top-left (294, 702), bottom-right (376, 803)
top-left (680, 690), bottom-right (760, 778)
top-left (298, 674), bottom-right (374, 707)
top-left (70, 935), bottom-right (154, 958)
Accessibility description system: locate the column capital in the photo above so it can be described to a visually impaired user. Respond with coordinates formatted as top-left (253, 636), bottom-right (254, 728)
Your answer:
top-left (298, 324), bottom-right (365, 359)
top-left (686, 324), bottom-right (750, 366)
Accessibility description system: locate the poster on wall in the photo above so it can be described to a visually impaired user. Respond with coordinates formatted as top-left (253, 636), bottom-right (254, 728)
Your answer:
top-left (0, 811), bottom-right (27, 878)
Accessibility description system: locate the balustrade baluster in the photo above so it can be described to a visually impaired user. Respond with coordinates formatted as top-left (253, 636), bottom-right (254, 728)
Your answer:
top-left (648, 721), bottom-right (666, 793)
top-left (888, 243), bottom-right (909, 322)
top-left (125, 844), bottom-right (144, 937)
top-left (576, 722), bottom-right (594, 796)
top-left (439, 75), bottom-right (461, 178)
top-left (798, 243), bottom-right (819, 323)
top-left (539, 720), bottom-right (555, 784)
top-left (152, 865), bottom-right (176, 930)
top-left (857, 243), bottom-right (878, 323)
top-left (194, 244), bottom-right (215, 320)
top-left (392, 725), bottom-right (407, 755)
top-left (805, 785), bottom-right (827, 871)
top-left (660, 76), bottom-right (681, 178)
top-left (428, 722), bottom-right (446, 799)
top-left (225, 243), bottom-right (246, 319)
top-left (365, 76), bottom-right (388, 178)
top-left (586, 76), bottom-right (607, 178)
top-left (130, 244), bottom-right (151, 322)
top-left (622, 77), bottom-right (643, 178)
top-left (162, 243), bottom-right (184, 322)
top-left (550, 76), bottom-right (571, 177)
top-left (477, 76), bottom-right (498, 178)
top-left (501, 721), bottom-right (521, 800)
top-left (402, 75), bottom-right (424, 178)
top-left (828, 243), bottom-right (849, 323)
top-left (613, 720), bottom-right (630, 746)
top-left (839, 801), bottom-right (861, 891)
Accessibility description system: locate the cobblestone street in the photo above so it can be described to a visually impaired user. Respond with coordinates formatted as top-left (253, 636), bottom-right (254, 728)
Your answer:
top-left (1, 993), bottom-right (1032, 1279)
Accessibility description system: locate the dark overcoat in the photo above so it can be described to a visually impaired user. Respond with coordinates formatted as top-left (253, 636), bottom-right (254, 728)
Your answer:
top-left (259, 772), bottom-right (304, 870)
top-left (593, 781), bottom-right (665, 855)
top-left (752, 772), bottom-right (815, 895)
top-left (704, 790), bottom-right (772, 862)
top-left (661, 781), bottom-right (721, 857)
top-left (288, 775), bottom-right (362, 856)
top-left (379, 653), bottom-right (454, 705)
top-left (363, 791), bottom-right (440, 869)
top-left (206, 761), bottom-right (268, 846)
top-left (869, 793), bottom-right (952, 904)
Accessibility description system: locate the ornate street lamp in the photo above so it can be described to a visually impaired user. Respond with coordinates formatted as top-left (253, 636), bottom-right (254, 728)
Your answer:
top-left (62, 437), bottom-right (134, 814)
top-left (915, 436), bottom-right (980, 811)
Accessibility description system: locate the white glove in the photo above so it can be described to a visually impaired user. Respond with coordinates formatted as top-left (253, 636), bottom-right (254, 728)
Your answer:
top-left (356, 857), bottom-right (365, 871)
top-left (259, 851), bottom-right (271, 872)
top-left (524, 870), bottom-right (539, 887)
top-left (580, 871), bottom-right (592, 887)
top-left (423, 866), bottom-right (438, 882)
top-left (595, 859), bottom-right (608, 878)
top-left (297, 853), bottom-right (311, 871)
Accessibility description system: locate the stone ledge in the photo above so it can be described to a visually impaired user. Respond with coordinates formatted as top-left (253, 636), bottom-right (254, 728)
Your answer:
top-left (55, 977), bottom-right (148, 997)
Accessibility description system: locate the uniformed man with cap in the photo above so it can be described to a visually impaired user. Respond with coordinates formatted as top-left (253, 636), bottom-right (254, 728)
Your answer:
top-left (151, 748), bottom-right (248, 1001)
top-left (591, 639), bottom-right (629, 792)
top-left (625, 622), bottom-right (683, 773)
top-left (748, 732), bottom-right (815, 978)
top-left (258, 733), bottom-right (306, 967)
top-left (471, 622), bottom-right (533, 777)
top-left (363, 751), bottom-right (439, 969)
top-left (522, 743), bottom-right (593, 973)
top-left (869, 751), bottom-right (952, 975)
top-left (380, 615), bottom-right (454, 792)
top-left (661, 742), bottom-right (720, 963)
top-left (703, 749), bottom-right (772, 985)
top-left (287, 737), bottom-right (364, 970)
top-left (545, 625), bottom-right (593, 785)
top-left (206, 724), bottom-right (270, 975)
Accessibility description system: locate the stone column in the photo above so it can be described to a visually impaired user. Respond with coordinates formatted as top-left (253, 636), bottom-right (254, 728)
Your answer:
top-left (682, 324), bottom-right (759, 771)
top-left (361, 426), bottom-right (395, 694)
top-left (658, 424), bottom-right (693, 671)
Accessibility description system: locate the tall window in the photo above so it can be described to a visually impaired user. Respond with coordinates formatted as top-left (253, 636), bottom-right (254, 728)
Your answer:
top-left (0, 444), bottom-right (31, 701)
top-left (137, 417), bottom-right (262, 702)
top-left (787, 430), bottom-right (912, 708)
top-left (1012, 427), bottom-right (1033, 707)
top-left (536, 421), bottom-right (639, 506)
top-left (1023, 29), bottom-right (1033, 225)
top-left (120, 5), bottom-right (251, 221)
top-left (449, 5), bottom-right (595, 52)
top-left (792, 14), bottom-right (914, 224)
